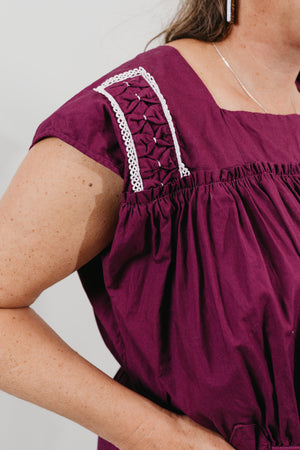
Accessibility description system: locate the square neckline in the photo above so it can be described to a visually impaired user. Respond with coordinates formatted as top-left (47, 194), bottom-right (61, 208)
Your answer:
top-left (160, 43), bottom-right (300, 119)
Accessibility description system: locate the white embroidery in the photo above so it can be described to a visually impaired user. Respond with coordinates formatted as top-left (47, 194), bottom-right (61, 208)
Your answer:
top-left (95, 85), bottom-right (144, 192)
top-left (93, 66), bottom-right (191, 192)
top-left (138, 67), bottom-right (191, 179)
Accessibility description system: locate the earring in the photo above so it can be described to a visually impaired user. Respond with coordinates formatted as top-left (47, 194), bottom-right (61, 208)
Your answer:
top-left (226, 0), bottom-right (237, 24)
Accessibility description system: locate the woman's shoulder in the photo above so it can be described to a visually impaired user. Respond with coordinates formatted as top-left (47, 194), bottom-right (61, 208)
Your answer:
top-left (29, 44), bottom-right (191, 187)
top-left (93, 39), bottom-right (211, 89)
top-left (87, 44), bottom-right (176, 91)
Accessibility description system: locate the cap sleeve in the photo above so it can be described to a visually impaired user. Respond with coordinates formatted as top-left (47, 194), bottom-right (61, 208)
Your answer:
top-left (29, 83), bottom-right (125, 179)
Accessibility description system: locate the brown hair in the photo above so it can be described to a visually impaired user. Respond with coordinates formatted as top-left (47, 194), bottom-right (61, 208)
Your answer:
top-left (144, 0), bottom-right (235, 51)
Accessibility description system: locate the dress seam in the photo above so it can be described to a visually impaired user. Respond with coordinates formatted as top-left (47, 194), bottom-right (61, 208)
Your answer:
top-left (120, 170), bottom-right (299, 205)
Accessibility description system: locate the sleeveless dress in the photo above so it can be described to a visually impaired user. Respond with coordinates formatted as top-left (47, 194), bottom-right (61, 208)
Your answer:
top-left (30, 44), bottom-right (300, 450)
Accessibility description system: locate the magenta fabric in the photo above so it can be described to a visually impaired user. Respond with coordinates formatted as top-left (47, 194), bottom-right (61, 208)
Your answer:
top-left (30, 45), bottom-right (300, 449)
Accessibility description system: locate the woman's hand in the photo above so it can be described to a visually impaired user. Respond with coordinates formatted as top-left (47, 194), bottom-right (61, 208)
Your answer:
top-left (120, 411), bottom-right (235, 450)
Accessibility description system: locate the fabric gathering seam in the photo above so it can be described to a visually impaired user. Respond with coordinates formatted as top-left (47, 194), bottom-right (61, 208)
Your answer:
top-left (119, 158), bottom-right (300, 206)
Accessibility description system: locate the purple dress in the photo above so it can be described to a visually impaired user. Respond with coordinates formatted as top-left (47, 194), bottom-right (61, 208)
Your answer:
top-left (30, 44), bottom-right (300, 449)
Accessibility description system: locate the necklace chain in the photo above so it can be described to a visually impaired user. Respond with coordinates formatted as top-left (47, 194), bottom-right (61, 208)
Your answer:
top-left (212, 42), bottom-right (298, 115)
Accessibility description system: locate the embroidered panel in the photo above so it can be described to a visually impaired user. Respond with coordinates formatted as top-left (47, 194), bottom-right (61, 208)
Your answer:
top-left (94, 67), bottom-right (191, 193)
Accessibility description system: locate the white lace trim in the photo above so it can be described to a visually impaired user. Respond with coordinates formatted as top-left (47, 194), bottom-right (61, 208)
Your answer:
top-left (93, 66), bottom-right (191, 192)
top-left (95, 85), bottom-right (143, 192)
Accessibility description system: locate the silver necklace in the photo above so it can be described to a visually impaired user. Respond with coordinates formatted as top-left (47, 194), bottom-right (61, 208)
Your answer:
top-left (212, 42), bottom-right (298, 115)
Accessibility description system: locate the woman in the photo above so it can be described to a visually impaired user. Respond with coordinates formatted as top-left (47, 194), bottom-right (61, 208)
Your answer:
top-left (0, 0), bottom-right (299, 449)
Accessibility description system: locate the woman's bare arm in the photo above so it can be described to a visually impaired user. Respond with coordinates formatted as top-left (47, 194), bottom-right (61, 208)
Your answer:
top-left (0, 136), bottom-right (124, 309)
top-left (0, 137), bottom-right (233, 448)
top-left (0, 137), bottom-right (178, 447)
top-left (0, 306), bottom-right (179, 448)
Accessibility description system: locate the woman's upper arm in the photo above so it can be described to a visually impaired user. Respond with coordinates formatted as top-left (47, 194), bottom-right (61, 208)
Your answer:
top-left (0, 137), bottom-right (124, 308)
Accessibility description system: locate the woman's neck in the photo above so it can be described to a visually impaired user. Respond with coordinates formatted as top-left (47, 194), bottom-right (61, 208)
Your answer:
top-left (220, 2), bottom-right (300, 114)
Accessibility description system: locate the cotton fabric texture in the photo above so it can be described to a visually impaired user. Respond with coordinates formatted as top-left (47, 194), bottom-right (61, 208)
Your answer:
top-left (30, 45), bottom-right (300, 449)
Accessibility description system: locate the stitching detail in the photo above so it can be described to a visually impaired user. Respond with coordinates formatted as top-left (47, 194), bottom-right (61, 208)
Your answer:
top-left (94, 66), bottom-right (191, 192)
top-left (138, 67), bottom-right (191, 179)
top-left (95, 85), bottom-right (143, 192)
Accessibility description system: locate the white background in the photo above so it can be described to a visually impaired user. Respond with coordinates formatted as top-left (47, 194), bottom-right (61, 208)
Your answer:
top-left (0, 1), bottom-right (178, 449)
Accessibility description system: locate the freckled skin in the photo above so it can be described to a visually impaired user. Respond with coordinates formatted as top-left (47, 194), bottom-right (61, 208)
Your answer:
top-left (0, 136), bottom-right (124, 308)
